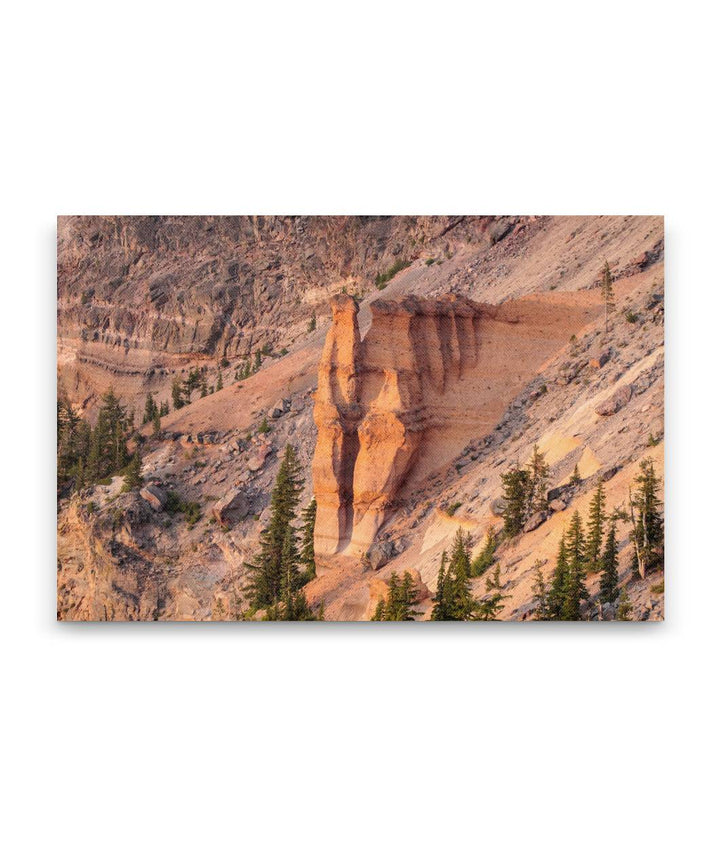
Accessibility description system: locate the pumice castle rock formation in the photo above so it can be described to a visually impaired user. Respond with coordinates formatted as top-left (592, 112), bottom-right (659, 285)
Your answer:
top-left (313, 293), bottom-right (496, 565)
top-left (57, 215), bottom-right (665, 620)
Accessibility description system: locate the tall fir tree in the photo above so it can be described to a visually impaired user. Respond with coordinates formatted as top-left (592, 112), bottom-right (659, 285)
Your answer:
top-left (629, 458), bottom-right (663, 578)
top-left (244, 445), bottom-right (304, 609)
top-left (431, 551), bottom-right (449, 620)
top-left (122, 449), bottom-right (143, 492)
top-left (585, 481), bottom-right (606, 574)
top-left (561, 510), bottom-right (588, 620)
top-left (527, 444), bottom-right (550, 517)
top-left (470, 527), bottom-right (497, 577)
top-left (299, 498), bottom-right (317, 583)
top-left (171, 378), bottom-right (185, 410)
top-left (548, 534), bottom-right (569, 620)
top-left (599, 520), bottom-right (619, 604)
top-left (501, 465), bottom-right (530, 536)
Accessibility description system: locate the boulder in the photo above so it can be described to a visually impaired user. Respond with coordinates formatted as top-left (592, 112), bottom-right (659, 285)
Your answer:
top-left (213, 489), bottom-right (250, 526)
top-left (523, 511), bottom-right (546, 533)
top-left (365, 541), bottom-right (394, 571)
top-left (490, 497), bottom-right (507, 516)
top-left (268, 398), bottom-right (289, 419)
top-left (140, 484), bottom-right (167, 511)
top-left (589, 350), bottom-right (611, 370)
top-left (247, 443), bottom-right (272, 472)
top-left (549, 498), bottom-right (566, 513)
top-left (595, 384), bottom-right (633, 416)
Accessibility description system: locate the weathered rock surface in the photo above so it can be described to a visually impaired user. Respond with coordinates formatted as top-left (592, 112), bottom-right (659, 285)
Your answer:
top-left (595, 384), bottom-right (633, 416)
top-left (213, 489), bottom-right (250, 526)
top-left (140, 483), bottom-right (167, 511)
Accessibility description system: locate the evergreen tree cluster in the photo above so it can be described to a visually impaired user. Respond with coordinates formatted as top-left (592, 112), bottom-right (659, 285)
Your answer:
top-left (500, 445), bottom-right (550, 536)
top-left (534, 481), bottom-right (620, 620)
top-left (371, 572), bottom-right (419, 621)
top-left (244, 445), bottom-right (319, 620)
top-left (58, 389), bottom-right (141, 494)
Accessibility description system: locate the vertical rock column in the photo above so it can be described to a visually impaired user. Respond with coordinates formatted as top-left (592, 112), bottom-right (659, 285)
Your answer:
top-left (312, 295), bottom-right (363, 565)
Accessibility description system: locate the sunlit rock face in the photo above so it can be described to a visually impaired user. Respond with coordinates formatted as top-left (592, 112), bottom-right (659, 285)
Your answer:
top-left (312, 293), bottom-right (490, 569)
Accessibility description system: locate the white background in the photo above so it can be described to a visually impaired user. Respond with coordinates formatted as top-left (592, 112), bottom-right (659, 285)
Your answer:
top-left (2, 1), bottom-right (718, 854)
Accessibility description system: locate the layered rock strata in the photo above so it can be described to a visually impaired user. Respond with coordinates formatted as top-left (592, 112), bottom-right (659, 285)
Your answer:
top-left (312, 293), bottom-right (492, 567)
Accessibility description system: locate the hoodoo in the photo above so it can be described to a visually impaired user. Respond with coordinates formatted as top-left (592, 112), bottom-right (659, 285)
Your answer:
top-left (312, 293), bottom-right (492, 569)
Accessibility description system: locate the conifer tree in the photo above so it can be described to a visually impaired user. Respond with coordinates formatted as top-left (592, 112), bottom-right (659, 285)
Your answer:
top-left (152, 410), bottom-right (161, 439)
top-left (142, 392), bottom-right (158, 425)
top-left (561, 511), bottom-right (588, 620)
top-left (371, 598), bottom-right (386, 621)
top-left (171, 378), bottom-right (185, 410)
top-left (431, 552), bottom-right (449, 620)
top-left (159, 400), bottom-right (170, 417)
top-left (548, 534), bottom-right (569, 619)
top-left (299, 498), bottom-right (317, 582)
top-left (599, 520), bottom-right (619, 604)
top-left (531, 560), bottom-right (550, 620)
top-left (447, 528), bottom-right (474, 619)
top-left (501, 465), bottom-right (530, 536)
top-left (216, 368), bottom-right (223, 391)
top-left (570, 464), bottom-right (581, 487)
top-left (600, 260), bottom-right (615, 333)
top-left (616, 586), bottom-right (632, 620)
top-left (629, 458), bottom-right (663, 578)
top-left (527, 444), bottom-right (550, 516)
top-left (244, 445), bottom-right (304, 609)
top-left (200, 376), bottom-right (208, 397)
top-left (585, 481), bottom-right (606, 574)
top-left (476, 566), bottom-right (507, 620)
top-left (470, 528), bottom-right (496, 577)
top-left (122, 449), bottom-right (143, 492)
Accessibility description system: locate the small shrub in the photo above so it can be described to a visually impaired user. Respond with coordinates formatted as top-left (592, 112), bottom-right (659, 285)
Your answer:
top-left (445, 501), bottom-right (462, 517)
top-left (84, 501), bottom-right (96, 515)
top-left (650, 581), bottom-right (664, 595)
top-left (647, 433), bottom-right (660, 447)
top-left (258, 418), bottom-right (271, 435)
top-left (307, 313), bottom-right (317, 333)
top-left (375, 259), bottom-right (410, 289)
top-left (625, 310), bottom-right (639, 323)
top-left (425, 257), bottom-right (436, 266)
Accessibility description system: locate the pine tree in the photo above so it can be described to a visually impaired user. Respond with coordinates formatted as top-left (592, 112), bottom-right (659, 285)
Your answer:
top-left (159, 400), bottom-right (170, 417)
top-left (200, 375), bottom-right (208, 397)
top-left (585, 481), bottom-right (606, 574)
top-left (570, 464), bottom-right (581, 487)
top-left (431, 552), bottom-right (449, 620)
top-left (531, 560), bottom-right (550, 620)
top-left (371, 598), bottom-right (386, 621)
top-left (447, 528), bottom-right (474, 619)
top-left (171, 378), bottom-right (185, 410)
top-left (299, 498), bottom-right (317, 582)
top-left (470, 528), bottom-right (496, 577)
top-left (629, 458), bottom-right (663, 578)
top-left (476, 566), bottom-right (507, 620)
top-left (561, 510), bottom-right (588, 620)
top-left (600, 260), bottom-right (615, 333)
top-left (548, 534), bottom-right (569, 619)
top-left (616, 586), bottom-right (632, 620)
top-left (216, 368), bottom-right (223, 391)
top-left (501, 465), bottom-right (530, 536)
top-left (244, 445), bottom-right (304, 609)
top-left (122, 449), bottom-right (143, 492)
top-left (152, 410), bottom-right (161, 439)
top-left (527, 444), bottom-right (550, 516)
top-left (142, 393), bottom-right (157, 425)
top-left (599, 520), bottom-right (619, 604)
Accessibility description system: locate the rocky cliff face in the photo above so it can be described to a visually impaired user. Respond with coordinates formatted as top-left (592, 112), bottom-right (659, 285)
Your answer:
top-left (313, 294), bottom-right (495, 564)
top-left (57, 215), bottom-right (665, 620)
top-left (58, 215), bottom-right (513, 417)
